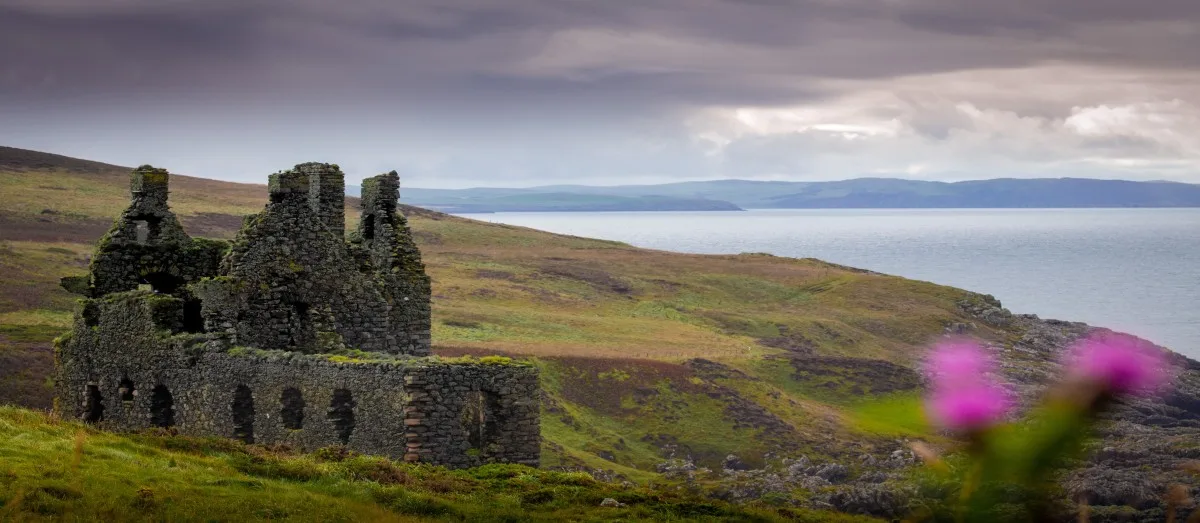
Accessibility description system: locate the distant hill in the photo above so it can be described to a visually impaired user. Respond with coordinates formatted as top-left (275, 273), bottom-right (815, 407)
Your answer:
top-left (385, 177), bottom-right (1200, 211)
top-left (11, 146), bottom-right (1197, 211)
top-left (346, 185), bottom-right (743, 212)
top-left (0, 145), bottom-right (128, 174)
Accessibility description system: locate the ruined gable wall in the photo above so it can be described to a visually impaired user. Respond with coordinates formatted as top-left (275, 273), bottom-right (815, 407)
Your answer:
top-left (213, 168), bottom-right (389, 352)
top-left (87, 166), bottom-right (225, 297)
top-left (354, 172), bottom-right (432, 355)
top-left (195, 165), bottom-right (431, 355)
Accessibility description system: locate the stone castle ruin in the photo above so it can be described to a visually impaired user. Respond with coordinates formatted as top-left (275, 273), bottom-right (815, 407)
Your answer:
top-left (55, 164), bottom-right (540, 468)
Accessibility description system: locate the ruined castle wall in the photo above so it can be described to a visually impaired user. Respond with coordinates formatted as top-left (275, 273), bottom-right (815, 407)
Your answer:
top-left (57, 291), bottom-right (540, 467)
top-left (56, 162), bottom-right (524, 468)
top-left (356, 172), bottom-right (433, 355)
top-left (402, 362), bottom-right (540, 467)
top-left (215, 169), bottom-right (383, 352)
top-left (202, 167), bottom-right (430, 355)
top-left (328, 276), bottom-right (394, 352)
top-left (300, 162), bottom-right (346, 238)
top-left (88, 166), bottom-right (225, 297)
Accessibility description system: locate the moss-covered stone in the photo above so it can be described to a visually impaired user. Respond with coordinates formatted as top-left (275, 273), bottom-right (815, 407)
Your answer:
top-left (56, 163), bottom-right (539, 469)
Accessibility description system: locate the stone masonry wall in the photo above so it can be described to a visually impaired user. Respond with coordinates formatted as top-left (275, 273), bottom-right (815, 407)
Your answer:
top-left (56, 291), bottom-right (539, 466)
top-left (353, 171), bottom-right (432, 352)
top-left (87, 166), bottom-right (226, 299)
top-left (55, 163), bottom-right (539, 468)
top-left (198, 164), bottom-right (430, 356)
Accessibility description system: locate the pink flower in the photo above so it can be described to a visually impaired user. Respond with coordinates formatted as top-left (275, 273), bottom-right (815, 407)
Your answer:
top-left (927, 383), bottom-right (1015, 432)
top-left (922, 338), bottom-right (1014, 432)
top-left (923, 338), bottom-right (996, 389)
top-left (1066, 333), bottom-right (1169, 396)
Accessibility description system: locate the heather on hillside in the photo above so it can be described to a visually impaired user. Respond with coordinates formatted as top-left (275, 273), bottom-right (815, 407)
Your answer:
top-left (3, 148), bottom-right (1200, 521)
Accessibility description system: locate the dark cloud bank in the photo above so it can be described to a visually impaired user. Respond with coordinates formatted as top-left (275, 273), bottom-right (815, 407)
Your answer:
top-left (2, 0), bottom-right (1199, 186)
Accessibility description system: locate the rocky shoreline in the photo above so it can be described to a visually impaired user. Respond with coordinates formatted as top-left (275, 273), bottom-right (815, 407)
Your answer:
top-left (579, 296), bottom-right (1200, 522)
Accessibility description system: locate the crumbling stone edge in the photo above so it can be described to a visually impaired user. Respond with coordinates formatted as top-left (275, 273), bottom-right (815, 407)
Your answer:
top-left (55, 163), bottom-right (540, 469)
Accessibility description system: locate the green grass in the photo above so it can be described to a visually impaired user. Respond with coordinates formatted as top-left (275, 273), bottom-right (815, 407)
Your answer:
top-left (0, 155), bottom-right (1019, 519)
top-left (0, 406), bottom-right (878, 522)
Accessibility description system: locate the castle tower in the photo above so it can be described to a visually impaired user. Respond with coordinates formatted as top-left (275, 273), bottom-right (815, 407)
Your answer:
top-left (129, 165), bottom-right (171, 214)
top-left (358, 171), bottom-right (400, 243)
top-left (299, 162), bottom-right (346, 237)
top-left (267, 168), bottom-right (311, 205)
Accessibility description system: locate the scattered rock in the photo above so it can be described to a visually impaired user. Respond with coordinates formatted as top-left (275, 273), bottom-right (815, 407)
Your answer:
top-left (818, 485), bottom-right (912, 519)
top-left (723, 454), bottom-right (751, 472)
top-left (814, 463), bottom-right (849, 483)
top-left (1064, 467), bottom-right (1160, 509)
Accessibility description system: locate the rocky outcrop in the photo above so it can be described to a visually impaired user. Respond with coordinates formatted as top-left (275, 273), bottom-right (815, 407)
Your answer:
top-left (671, 294), bottom-right (1200, 521)
top-left (962, 296), bottom-right (1200, 521)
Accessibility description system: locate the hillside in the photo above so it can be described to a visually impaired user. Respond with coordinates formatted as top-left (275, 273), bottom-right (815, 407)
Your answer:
top-left (0, 406), bottom-right (879, 522)
top-left (0, 143), bottom-right (979, 460)
top-left (395, 177), bottom-right (1200, 210)
top-left (1, 147), bottom-right (974, 464)
top-left (346, 185), bottom-right (742, 212)
top-left (3, 146), bottom-right (1200, 520)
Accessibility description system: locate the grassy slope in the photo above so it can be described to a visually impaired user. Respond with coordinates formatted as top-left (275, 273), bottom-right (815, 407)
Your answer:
top-left (0, 149), bottom-right (1003, 517)
top-left (0, 406), bottom-right (879, 522)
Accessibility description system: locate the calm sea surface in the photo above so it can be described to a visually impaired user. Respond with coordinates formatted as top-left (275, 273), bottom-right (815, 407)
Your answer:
top-left (465, 209), bottom-right (1200, 359)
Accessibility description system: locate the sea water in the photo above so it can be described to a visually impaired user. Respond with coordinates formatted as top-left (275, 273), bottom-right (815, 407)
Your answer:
top-left (466, 208), bottom-right (1200, 358)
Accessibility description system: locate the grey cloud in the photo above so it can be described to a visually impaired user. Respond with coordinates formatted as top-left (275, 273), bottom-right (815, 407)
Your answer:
top-left (4, 0), bottom-right (1198, 105)
top-left (2, 0), bottom-right (1199, 185)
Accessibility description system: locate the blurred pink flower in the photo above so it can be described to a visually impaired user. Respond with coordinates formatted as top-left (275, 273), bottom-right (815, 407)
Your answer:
top-left (922, 338), bottom-right (1013, 432)
top-left (923, 338), bottom-right (996, 389)
top-left (927, 383), bottom-right (1015, 432)
top-left (1067, 333), bottom-right (1170, 396)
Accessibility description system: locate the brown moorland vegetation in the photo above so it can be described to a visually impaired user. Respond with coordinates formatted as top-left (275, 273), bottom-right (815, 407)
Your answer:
top-left (0, 146), bottom-right (996, 476)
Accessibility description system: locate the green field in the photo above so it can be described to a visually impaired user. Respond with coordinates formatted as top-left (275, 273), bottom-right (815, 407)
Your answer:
top-left (0, 147), bottom-right (1012, 520)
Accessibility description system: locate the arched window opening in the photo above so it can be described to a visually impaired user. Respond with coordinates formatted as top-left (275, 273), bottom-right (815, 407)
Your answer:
top-left (460, 389), bottom-right (502, 453)
top-left (134, 220), bottom-right (150, 244)
top-left (82, 301), bottom-right (100, 327)
top-left (327, 389), bottom-right (356, 444)
top-left (182, 299), bottom-right (204, 333)
top-left (232, 385), bottom-right (255, 444)
top-left (362, 216), bottom-right (375, 240)
top-left (119, 377), bottom-right (135, 404)
top-left (150, 384), bottom-right (175, 428)
top-left (142, 272), bottom-right (185, 295)
top-left (84, 385), bottom-right (105, 423)
top-left (281, 387), bottom-right (305, 430)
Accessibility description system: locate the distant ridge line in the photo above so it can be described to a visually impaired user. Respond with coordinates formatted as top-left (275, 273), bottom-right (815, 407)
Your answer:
top-left (5, 145), bottom-right (1198, 212)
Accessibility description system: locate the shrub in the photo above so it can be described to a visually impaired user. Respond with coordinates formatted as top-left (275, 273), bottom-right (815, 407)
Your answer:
top-left (341, 456), bottom-right (409, 485)
top-left (469, 463), bottom-right (532, 480)
top-left (229, 453), bottom-right (322, 482)
top-left (312, 445), bottom-right (357, 462)
top-left (520, 489), bottom-right (556, 506)
top-left (373, 488), bottom-right (455, 517)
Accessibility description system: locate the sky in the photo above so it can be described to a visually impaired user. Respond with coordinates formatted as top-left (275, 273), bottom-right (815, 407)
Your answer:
top-left (2, 0), bottom-right (1199, 188)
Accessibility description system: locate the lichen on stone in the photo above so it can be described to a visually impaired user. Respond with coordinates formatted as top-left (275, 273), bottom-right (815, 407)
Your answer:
top-left (55, 163), bottom-right (540, 469)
